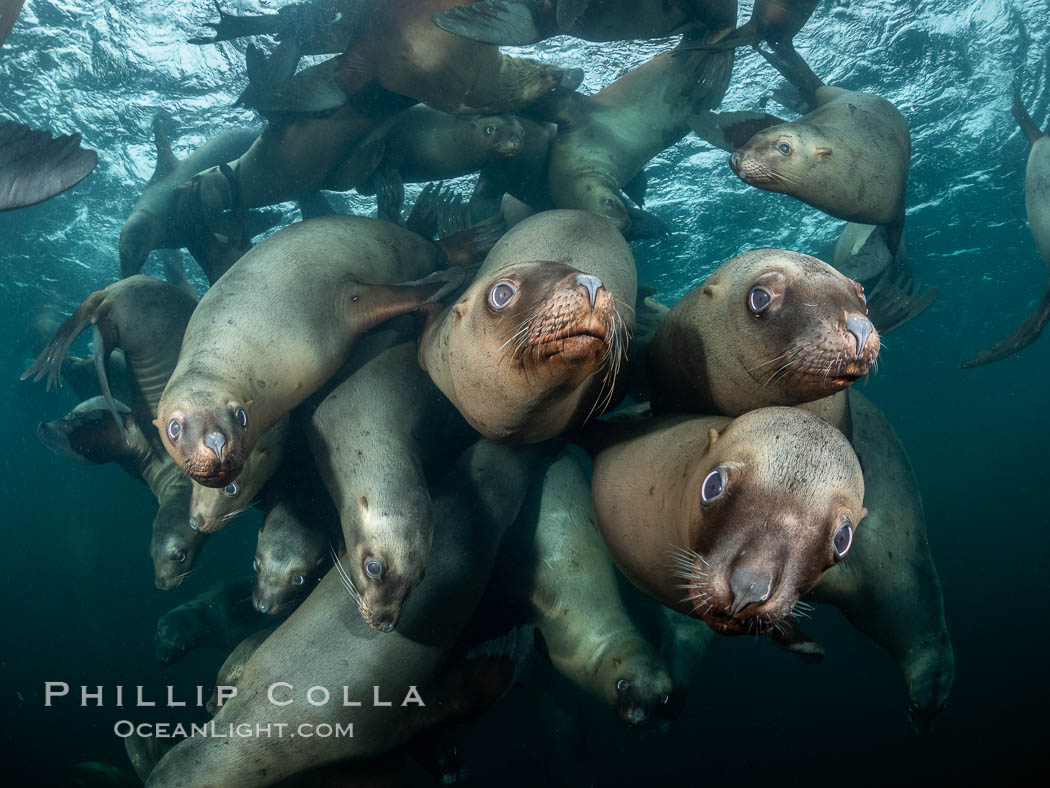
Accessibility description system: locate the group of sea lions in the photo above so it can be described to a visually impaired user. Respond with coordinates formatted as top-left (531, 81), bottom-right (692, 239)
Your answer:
top-left (14, 0), bottom-right (1047, 784)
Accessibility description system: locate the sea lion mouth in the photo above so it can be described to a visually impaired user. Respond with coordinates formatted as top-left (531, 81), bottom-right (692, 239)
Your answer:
top-left (729, 154), bottom-right (789, 188)
top-left (748, 339), bottom-right (877, 392)
top-left (182, 457), bottom-right (243, 488)
top-left (538, 327), bottom-right (610, 359)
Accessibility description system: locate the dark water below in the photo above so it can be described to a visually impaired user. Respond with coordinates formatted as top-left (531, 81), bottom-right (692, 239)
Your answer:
top-left (1, 1), bottom-right (1048, 785)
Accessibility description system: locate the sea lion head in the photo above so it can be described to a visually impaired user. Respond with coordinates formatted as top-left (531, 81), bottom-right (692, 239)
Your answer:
top-left (673, 407), bottom-right (866, 636)
top-left (471, 114), bottom-right (525, 158)
top-left (601, 639), bottom-right (677, 729)
top-left (568, 177), bottom-right (631, 231)
top-left (153, 610), bottom-right (189, 664)
top-left (252, 538), bottom-right (325, 616)
top-left (425, 259), bottom-right (628, 442)
top-left (156, 387), bottom-right (253, 487)
top-left (150, 483), bottom-right (202, 591)
top-left (118, 212), bottom-right (158, 278)
top-left (729, 122), bottom-right (828, 194)
top-left (36, 397), bottom-right (135, 464)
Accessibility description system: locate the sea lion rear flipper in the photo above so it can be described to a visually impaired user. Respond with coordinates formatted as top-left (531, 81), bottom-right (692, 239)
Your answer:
top-left (405, 182), bottom-right (458, 240)
top-left (298, 190), bottom-right (337, 221)
top-left (622, 169), bottom-right (648, 208)
top-left (90, 324), bottom-right (125, 439)
top-left (433, 0), bottom-right (545, 46)
top-left (0, 120), bottom-right (98, 212)
top-left (188, 1), bottom-right (284, 45)
top-left (372, 167), bottom-right (406, 225)
top-left (236, 39), bottom-right (302, 109)
top-left (623, 206), bottom-right (669, 240)
top-left (962, 281), bottom-right (1050, 368)
top-left (688, 110), bottom-right (784, 152)
top-left (21, 289), bottom-right (108, 393)
top-left (149, 115), bottom-right (179, 185)
top-left (755, 43), bottom-right (824, 112)
top-left (768, 618), bottom-right (825, 664)
top-left (437, 214), bottom-right (507, 266)
top-left (866, 268), bottom-right (937, 336)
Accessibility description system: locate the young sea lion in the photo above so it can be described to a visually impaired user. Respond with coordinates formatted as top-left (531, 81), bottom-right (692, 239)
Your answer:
top-left (156, 215), bottom-right (476, 488)
top-left (420, 210), bottom-right (636, 442)
top-left (144, 440), bottom-right (546, 787)
top-left (964, 88), bottom-right (1050, 367)
top-left (648, 248), bottom-right (879, 416)
top-left (495, 451), bottom-right (676, 728)
top-left (433, 0), bottom-right (737, 46)
top-left (308, 340), bottom-right (475, 632)
top-left (590, 407), bottom-right (867, 637)
top-left (543, 32), bottom-right (733, 236)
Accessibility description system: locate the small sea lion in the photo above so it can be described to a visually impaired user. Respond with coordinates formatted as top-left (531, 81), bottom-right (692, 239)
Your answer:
top-left (308, 340), bottom-right (475, 631)
top-left (590, 407), bottom-right (867, 636)
top-left (156, 215), bottom-right (480, 487)
top-left (188, 416), bottom-right (288, 534)
top-left (964, 88), bottom-right (1050, 367)
top-left (205, 628), bottom-right (275, 715)
top-left (496, 451), bottom-right (676, 728)
top-left (22, 275), bottom-right (197, 440)
top-left (144, 440), bottom-right (545, 787)
top-left (648, 249), bottom-right (878, 416)
top-left (153, 576), bottom-right (270, 664)
top-left (468, 116), bottom-right (556, 222)
top-left (420, 210), bottom-right (636, 442)
top-left (433, 0), bottom-right (737, 46)
top-left (544, 33), bottom-right (733, 236)
top-left (0, 119), bottom-right (98, 212)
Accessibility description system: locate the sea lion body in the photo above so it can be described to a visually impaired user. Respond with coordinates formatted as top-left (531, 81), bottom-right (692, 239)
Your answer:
top-left (153, 577), bottom-right (268, 664)
top-left (156, 216), bottom-right (455, 487)
top-left (205, 628), bottom-right (275, 715)
top-left (144, 441), bottom-right (543, 787)
top-left (308, 341), bottom-right (475, 631)
top-left (591, 408), bottom-right (867, 636)
top-left (420, 210), bottom-right (636, 442)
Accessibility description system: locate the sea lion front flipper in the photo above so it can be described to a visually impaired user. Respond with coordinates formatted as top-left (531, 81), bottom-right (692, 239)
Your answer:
top-left (0, 120), bottom-right (98, 212)
top-left (21, 289), bottom-right (108, 392)
top-left (324, 135), bottom-right (386, 192)
top-left (405, 182), bottom-right (457, 240)
top-left (188, 1), bottom-right (284, 45)
top-left (1012, 84), bottom-right (1046, 145)
top-left (962, 281), bottom-right (1050, 368)
top-left (236, 39), bottom-right (302, 110)
top-left (622, 168), bottom-right (648, 208)
top-left (768, 618), bottom-right (825, 664)
top-left (433, 0), bottom-right (546, 46)
top-left (372, 167), bottom-right (406, 225)
top-left (755, 43), bottom-right (824, 112)
top-left (688, 110), bottom-right (784, 152)
top-left (437, 214), bottom-right (507, 266)
top-left (91, 324), bottom-right (125, 438)
top-left (866, 268), bottom-right (938, 336)
top-left (623, 205), bottom-right (669, 240)
top-left (36, 397), bottom-right (135, 465)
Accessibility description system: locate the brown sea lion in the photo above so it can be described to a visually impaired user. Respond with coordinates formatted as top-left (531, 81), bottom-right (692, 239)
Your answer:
top-left (648, 249), bottom-right (878, 416)
top-left (964, 88), bottom-right (1050, 367)
top-left (420, 210), bottom-right (636, 442)
top-left (156, 215), bottom-right (478, 488)
top-left (433, 0), bottom-right (737, 46)
top-left (143, 440), bottom-right (545, 788)
top-left (590, 407), bottom-right (867, 636)
top-left (544, 33), bottom-right (733, 236)
top-left (494, 451), bottom-right (676, 728)
top-left (308, 340), bottom-right (475, 632)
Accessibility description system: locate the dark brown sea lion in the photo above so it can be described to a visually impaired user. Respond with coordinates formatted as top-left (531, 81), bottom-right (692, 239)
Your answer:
top-left (681, 0), bottom-right (819, 53)
top-left (544, 33), bottom-right (733, 236)
top-left (143, 440), bottom-right (545, 788)
top-left (433, 0), bottom-right (736, 46)
top-left (590, 407), bottom-right (867, 637)
top-left (648, 248), bottom-right (878, 416)
top-left (420, 210), bottom-right (636, 442)
top-left (964, 88), bottom-right (1050, 367)
top-left (156, 215), bottom-right (478, 488)
top-left (308, 340), bottom-right (475, 632)
top-left (468, 116), bottom-right (557, 223)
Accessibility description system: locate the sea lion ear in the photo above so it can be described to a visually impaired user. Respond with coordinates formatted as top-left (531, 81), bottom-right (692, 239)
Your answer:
top-left (452, 299), bottom-right (468, 318)
top-left (707, 427), bottom-right (721, 446)
top-left (857, 506), bottom-right (869, 523)
top-left (814, 145), bottom-right (832, 159)
top-left (702, 283), bottom-right (720, 299)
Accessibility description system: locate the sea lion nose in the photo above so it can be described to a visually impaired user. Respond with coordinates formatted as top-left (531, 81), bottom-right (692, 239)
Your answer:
top-left (728, 567), bottom-right (772, 617)
top-left (846, 314), bottom-right (874, 359)
top-left (379, 618), bottom-right (395, 633)
top-left (575, 273), bottom-right (604, 312)
top-left (729, 152), bottom-right (741, 170)
top-left (256, 599), bottom-right (269, 614)
top-left (204, 431), bottom-right (226, 461)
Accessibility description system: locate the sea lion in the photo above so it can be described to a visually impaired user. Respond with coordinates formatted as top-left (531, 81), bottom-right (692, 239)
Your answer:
top-left (682, 0), bottom-right (819, 53)
top-left (156, 215), bottom-right (478, 488)
top-left (648, 249), bottom-right (879, 416)
top-left (964, 88), bottom-right (1050, 367)
top-left (543, 33), bottom-right (733, 236)
top-left (205, 628), bottom-right (275, 715)
top-left (832, 222), bottom-right (910, 283)
top-left (143, 440), bottom-right (545, 788)
top-left (22, 275), bottom-right (197, 440)
top-left (188, 416), bottom-right (288, 534)
top-left (433, 0), bottom-right (737, 46)
top-left (153, 577), bottom-right (270, 664)
top-left (590, 407), bottom-right (867, 636)
top-left (420, 210), bottom-right (636, 442)
top-left (190, 0), bottom-right (360, 56)
top-left (307, 340), bottom-right (475, 631)
top-left (495, 451), bottom-right (676, 728)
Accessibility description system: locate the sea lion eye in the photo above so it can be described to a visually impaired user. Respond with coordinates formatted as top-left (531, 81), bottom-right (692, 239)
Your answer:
top-left (166, 419), bottom-right (182, 441)
top-left (489, 281), bottom-right (517, 309)
top-left (616, 679), bottom-right (630, 693)
top-left (485, 125), bottom-right (495, 135)
top-left (776, 141), bottom-right (793, 156)
top-left (235, 407), bottom-right (247, 428)
top-left (833, 520), bottom-right (853, 560)
top-left (253, 558), bottom-right (259, 572)
top-left (748, 287), bottom-right (772, 315)
top-left (364, 557), bottom-right (383, 579)
top-left (661, 694), bottom-right (670, 704)
top-left (223, 482), bottom-right (239, 497)
top-left (175, 552), bottom-right (186, 563)
top-left (292, 575), bottom-right (305, 586)
top-left (701, 469), bottom-right (725, 503)
top-left (602, 197), bottom-right (616, 210)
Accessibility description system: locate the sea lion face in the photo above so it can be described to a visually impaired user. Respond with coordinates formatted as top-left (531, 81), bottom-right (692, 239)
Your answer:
top-left (722, 253), bottom-right (879, 400)
top-left (156, 393), bottom-right (252, 487)
top-left (572, 178), bottom-right (631, 231)
top-left (603, 641), bottom-right (677, 729)
top-left (252, 546), bottom-right (323, 616)
top-left (151, 486), bottom-right (201, 591)
top-left (730, 124), bottom-right (827, 194)
top-left (472, 115), bottom-right (525, 158)
top-left (36, 402), bottom-right (131, 464)
top-left (339, 534), bottom-right (425, 633)
top-left (435, 260), bottom-right (626, 441)
top-left (673, 409), bottom-right (866, 636)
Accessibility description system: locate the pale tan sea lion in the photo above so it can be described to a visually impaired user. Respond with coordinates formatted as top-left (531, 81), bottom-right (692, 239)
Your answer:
top-left (964, 88), bottom-right (1050, 367)
top-left (156, 215), bottom-right (478, 487)
top-left (590, 407), bottom-right (867, 636)
top-left (144, 440), bottom-right (545, 788)
top-left (420, 210), bottom-right (636, 442)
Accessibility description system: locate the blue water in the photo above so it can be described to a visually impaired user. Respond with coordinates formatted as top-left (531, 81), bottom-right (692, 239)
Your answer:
top-left (1, 1), bottom-right (1048, 785)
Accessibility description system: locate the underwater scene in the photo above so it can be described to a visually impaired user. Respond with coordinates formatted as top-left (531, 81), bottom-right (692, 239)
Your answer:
top-left (1, 0), bottom-right (1047, 785)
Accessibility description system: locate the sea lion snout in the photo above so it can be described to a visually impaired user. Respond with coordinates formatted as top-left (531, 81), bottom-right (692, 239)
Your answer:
top-left (845, 313), bottom-right (875, 359)
top-left (727, 566), bottom-right (773, 617)
top-left (204, 431), bottom-right (226, 461)
top-left (575, 273), bottom-right (604, 311)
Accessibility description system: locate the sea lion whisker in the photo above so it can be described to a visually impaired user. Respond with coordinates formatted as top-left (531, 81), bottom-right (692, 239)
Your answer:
top-left (328, 545), bottom-right (361, 604)
top-left (220, 499), bottom-right (261, 522)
